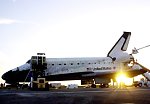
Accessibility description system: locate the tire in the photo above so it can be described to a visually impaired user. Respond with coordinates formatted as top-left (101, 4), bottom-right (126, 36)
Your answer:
top-left (91, 84), bottom-right (96, 88)
top-left (139, 83), bottom-right (142, 87)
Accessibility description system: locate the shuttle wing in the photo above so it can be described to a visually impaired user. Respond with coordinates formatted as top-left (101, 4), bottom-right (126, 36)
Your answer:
top-left (82, 62), bottom-right (149, 79)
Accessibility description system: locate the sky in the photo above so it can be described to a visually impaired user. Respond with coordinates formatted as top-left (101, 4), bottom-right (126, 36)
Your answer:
top-left (0, 0), bottom-right (150, 83)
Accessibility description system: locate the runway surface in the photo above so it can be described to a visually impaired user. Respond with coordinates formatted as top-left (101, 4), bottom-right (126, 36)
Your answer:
top-left (0, 87), bottom-right (150, 104)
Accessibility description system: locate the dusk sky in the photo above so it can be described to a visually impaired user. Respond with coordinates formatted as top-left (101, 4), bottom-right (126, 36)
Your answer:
top-left (0, 0), bottom-right (150, 83)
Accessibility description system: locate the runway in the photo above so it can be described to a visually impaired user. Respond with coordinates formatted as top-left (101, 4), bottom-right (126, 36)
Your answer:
top-left (0, 87), bottom-right (150, 104)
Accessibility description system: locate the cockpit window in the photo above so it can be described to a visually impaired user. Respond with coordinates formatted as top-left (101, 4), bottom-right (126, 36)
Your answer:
top-left (26, 60), bottom-right (31, 64)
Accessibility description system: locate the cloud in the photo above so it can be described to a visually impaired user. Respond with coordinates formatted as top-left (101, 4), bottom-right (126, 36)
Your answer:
top-left (0, 18), bottom-right (18, 24)
top-left (0, 18), bottom-right (40, 26)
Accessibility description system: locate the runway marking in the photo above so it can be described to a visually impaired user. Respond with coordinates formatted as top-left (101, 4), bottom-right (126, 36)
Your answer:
top-left (0, 88), bottom-right (150, 96)
top-left (52, 88), bottom-right (150, 94)
top-left (52, 90), bottom-right (111, 94)
top-left (17, 93), bottom-right (35, 97)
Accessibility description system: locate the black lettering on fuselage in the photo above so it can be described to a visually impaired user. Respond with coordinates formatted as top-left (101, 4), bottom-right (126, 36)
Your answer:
top-left (94, 67), bottom-right (111, 70)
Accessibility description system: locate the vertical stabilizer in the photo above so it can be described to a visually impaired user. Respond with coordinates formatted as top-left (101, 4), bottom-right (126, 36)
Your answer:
top-left (107, 32), bottom-right (131, 59)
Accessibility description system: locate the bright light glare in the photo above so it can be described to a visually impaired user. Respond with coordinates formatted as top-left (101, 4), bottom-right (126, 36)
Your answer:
top-left (116, 73), bottom-right (133, 85)
top-left (116, 73), bottom-right (127, 83)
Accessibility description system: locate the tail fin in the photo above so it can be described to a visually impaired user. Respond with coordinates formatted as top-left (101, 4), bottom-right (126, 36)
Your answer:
top-left (107, 32), bottom-right (131, 59)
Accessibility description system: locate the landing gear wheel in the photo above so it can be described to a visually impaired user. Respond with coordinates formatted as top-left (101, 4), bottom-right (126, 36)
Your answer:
top-left (139, 83), bottom-right (142, 87)
top-left (91, 84), bottom-right (96, 88)
top-left (99, 84), bottom-right (109, 88)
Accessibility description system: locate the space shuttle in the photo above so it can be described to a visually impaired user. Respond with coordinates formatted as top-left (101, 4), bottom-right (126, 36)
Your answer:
top-left (2, 32), bottom-right (150, 87)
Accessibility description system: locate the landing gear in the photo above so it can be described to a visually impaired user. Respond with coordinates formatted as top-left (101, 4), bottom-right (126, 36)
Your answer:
top-left (99, 83), bottom-right (109, 88)
top-left (139, 83), bottom-right (142, 87)
top-left (94, 78), bottom-right (110, 88)
top-left (91, 84), bottom-right (96, 88)
top-left (91, 83), bottom-right (109, 88)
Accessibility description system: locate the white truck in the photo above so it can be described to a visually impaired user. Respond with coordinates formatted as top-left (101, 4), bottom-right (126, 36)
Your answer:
top-left (133, 72), bottom-right (150, 87)
top-left (67, 84), bottom-right (78, 89)
top-left (133, 77), bottom-right (150, 87)
top-left (49, 83), bottom-right (61, 89)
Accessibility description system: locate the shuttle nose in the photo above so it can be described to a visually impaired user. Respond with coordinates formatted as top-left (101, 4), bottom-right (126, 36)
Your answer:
top-left (2, 67), bottom-right (31, 84)
top-left (1, 72), bottom-right (6, 80)
top-left (2, 67), bottom-right (20, 82)
top-left (1, 70), bottom-right (12, 82)
top-left (2, 60), bottom-right (31, 84)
